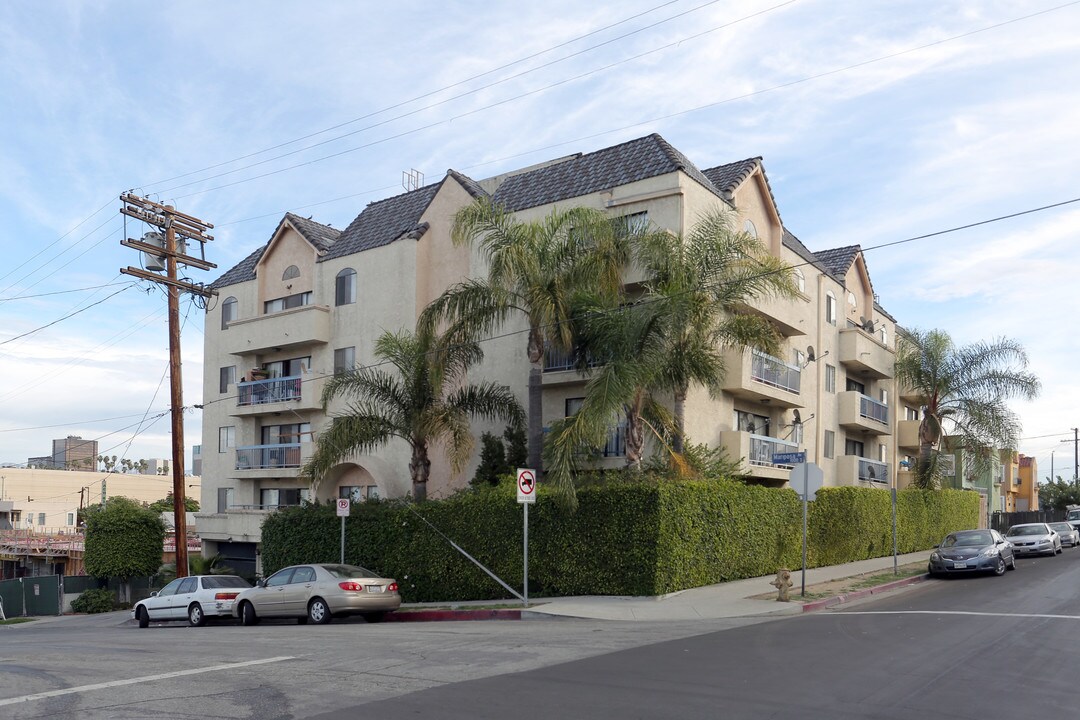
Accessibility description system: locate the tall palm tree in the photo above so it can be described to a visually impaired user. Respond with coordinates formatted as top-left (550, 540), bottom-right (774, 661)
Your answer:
top-left (894, 329), bottom-right (1040, 489)
top-left (545, 210), bottom-right (798, 505)
top-left (303, 327), bottom-right (524, 501)
top-left (419, 196), bottom-right (636, 474)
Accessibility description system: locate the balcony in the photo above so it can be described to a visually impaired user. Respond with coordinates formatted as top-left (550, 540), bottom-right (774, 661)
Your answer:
top-left (735, 294), bottom-right (808, 337)
top-left (234, 443), bottom-right (307, 478)
top-left (194, 509), bottom-right (272, 543)
top-left (838, 455), bottom-right (890, 485)
top-left (542, 344), bottom-right (603, 386)
top-left (897, 419), bottom-right (920, 450)
top-left (231, 375), bottom-right (323, 417)
top-left (838, 391), bottom-right (891, 435)
top-left (720, 431), bottom-right (799, 482)
top-left (838, 328), bottom-right (894, 379)
top-left (226, 304), bottom-right (330, 355)
top-left (722, 349), bottom-right (803, 408)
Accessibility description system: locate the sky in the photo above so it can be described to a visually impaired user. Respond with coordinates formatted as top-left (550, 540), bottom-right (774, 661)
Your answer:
top-left (0, 0), bottom-right (1077, 482)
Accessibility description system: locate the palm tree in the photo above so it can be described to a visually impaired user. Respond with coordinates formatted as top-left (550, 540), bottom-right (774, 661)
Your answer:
top-left (419, 197), bottom-right (636, 474)
top-left (894, 329), bottom-right (1040, 489)
top-left (544, 211), bottom-right (798, 505)
top-left (158, 553), bottom-right (234, 583)
top-left (303, 327), bottom-right (524, 501)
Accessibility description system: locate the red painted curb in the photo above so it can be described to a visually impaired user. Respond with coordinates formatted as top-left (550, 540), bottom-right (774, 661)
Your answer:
top-left (801, 574), bottom-right (929, 613)
top-left (385, 608), bottom-right (522, 622)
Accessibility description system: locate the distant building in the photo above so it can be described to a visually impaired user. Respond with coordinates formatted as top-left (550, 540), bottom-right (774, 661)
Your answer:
top-left (191, 445), bottom-right (203, 476)
top-left (144, 458), bottom-right (170, 475)
top-left (26, 436), bottom-right (98, 471)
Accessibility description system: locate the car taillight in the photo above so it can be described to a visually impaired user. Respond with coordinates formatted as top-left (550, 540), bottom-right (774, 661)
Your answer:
top-left (387, 582), bottom-right (398, 593)
top-left (339, 581), bottom-right (364, 592)
top-left (215, 592), bottom-right (239, 601)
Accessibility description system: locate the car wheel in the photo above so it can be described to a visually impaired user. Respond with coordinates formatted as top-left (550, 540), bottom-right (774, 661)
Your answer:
top-left (240, 601), bottom-right (259, 627)
top-left (993, 557), bottom-right (1006, 576)
top-left (136, 606), bottom-right (150, 629)
top-left (363, 611), bottom-right (387, 623)
top-left (308, 598), bottom-right (332, 625)
top-left (188, 603), bottom-right (206, 627)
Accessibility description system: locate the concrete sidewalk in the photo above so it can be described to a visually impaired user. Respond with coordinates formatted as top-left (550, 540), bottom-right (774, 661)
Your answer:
top-left (508, 550), bottom-right (933, 622)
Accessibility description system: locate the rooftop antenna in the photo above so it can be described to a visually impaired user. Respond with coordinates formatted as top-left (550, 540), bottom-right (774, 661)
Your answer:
top-left (403, 168), bottom-right (424, 192)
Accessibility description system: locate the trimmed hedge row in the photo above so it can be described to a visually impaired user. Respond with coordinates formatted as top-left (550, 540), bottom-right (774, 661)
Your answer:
top-left (260, 482), bottom-right (978, 601)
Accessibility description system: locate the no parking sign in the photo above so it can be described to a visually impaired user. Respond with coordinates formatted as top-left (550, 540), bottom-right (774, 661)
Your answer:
top-left (516, 468), bottom-right (536, 504)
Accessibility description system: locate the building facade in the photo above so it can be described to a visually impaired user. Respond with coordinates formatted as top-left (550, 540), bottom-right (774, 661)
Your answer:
top-left (197, 134), bottom-right (904, 570)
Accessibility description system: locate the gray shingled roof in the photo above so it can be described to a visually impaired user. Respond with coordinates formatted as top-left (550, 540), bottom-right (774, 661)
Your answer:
top-left (283, 212), bottom-right (340, 252)
top-left (491, 133), bottom-right (729, 212)
top-left (781, 229), bottom-right (831, 277)
top-left (814, 245), bottom-right (861, 278)
top-left (447, 169), bottom-right (488, 200)
top-left (322, 183), bottom-right (440, 261)
top-left (701, 158), bottom-right (760, 200)
top-left (211, 245), bottom-right (265, 289)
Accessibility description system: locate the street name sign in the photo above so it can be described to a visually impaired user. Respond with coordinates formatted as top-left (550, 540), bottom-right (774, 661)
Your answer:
top-left (772, 451), bottom-right (806, 465)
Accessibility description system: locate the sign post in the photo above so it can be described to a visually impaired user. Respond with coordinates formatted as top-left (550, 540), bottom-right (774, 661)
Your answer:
top-left (336, 498), bottom-right (351, 564)
top-left (783, 457), bottom-right (822, 598)
top-left (516, 468), bottom-right (536, 607)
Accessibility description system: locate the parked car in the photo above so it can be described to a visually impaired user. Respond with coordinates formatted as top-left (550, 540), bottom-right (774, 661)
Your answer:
top-left (1049, 522), bottom-right (1080, 548)
top-left (1005, 523), bottom-right (1062, 557)
top-left (233, 563), bottom-right (401, 626)
top-left (132, 575), bottom-right (253, 628)
top-left (928, 529), bottom-right (1016, 577)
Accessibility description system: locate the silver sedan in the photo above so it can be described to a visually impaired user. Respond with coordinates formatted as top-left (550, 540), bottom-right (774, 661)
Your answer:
top-left (233, 563), bottom-right (401, 625)
top-left (1049, 522), bottom-right (1080, 547)
top-left (1005, 523), bottom-right (1062, 557)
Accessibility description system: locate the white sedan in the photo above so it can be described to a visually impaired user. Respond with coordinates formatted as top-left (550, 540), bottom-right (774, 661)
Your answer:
top-left (1005, 523), bottom-right (1063, 557)
top-left (132, 575), bottom-right (252, 628)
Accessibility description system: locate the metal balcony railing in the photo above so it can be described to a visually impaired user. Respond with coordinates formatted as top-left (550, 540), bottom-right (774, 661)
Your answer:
top-left (858, 393), bottom-right (889, 424)
top-left (235, 443), bottom-right (303, 470)
top-left (543, 344), bottom-right (605, 373)
top-left (858, 458), bottom-right (889, 483)
top-left (237, 375), bottom-right (302, 406)
top-left (750, 350), bottom-right (801, 394)
top-left (748, 434), bottom-right (799, 467)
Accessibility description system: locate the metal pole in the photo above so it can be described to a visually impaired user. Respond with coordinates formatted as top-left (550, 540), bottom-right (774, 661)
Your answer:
top-left (523, 501), bottom-right (529, 608)
top-left (891, 487), bottom-right (899, 575)
top-left (340, 515), bottom-right (345, 564)
top-left (801, 479), bottom-right (808, 598)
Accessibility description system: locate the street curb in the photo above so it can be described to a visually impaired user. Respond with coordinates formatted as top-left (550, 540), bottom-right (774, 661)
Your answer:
top-left (386, 608), bottom-right (522, 622)
top-left (800, 573), bottom-right (929, 613)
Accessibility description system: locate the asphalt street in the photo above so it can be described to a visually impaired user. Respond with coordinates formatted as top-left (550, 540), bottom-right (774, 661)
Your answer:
top-left (3, 548), bottom-right (1079, 719)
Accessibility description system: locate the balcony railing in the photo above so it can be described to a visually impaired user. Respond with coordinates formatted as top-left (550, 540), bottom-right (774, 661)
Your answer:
top-left (543, 344), bottom-right (604, 373)
top-left (237, 375), bottom-right (302, 406)
top-left (235, 443), bottom-right (303, 470)
top-left (858, 394), bottom-right (889, 425)
top-left (858, 457), bottom-right (889, 483)
top-left (748, 434), bottom-right (799, 467)
top-left (750, 350), bottom-right (801, 394)
top-left (600, 425), bottom-right (626, 458)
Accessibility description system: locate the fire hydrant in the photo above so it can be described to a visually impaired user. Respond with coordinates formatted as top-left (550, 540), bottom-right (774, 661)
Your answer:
top-left (770, 568), bottom-right (793, 602)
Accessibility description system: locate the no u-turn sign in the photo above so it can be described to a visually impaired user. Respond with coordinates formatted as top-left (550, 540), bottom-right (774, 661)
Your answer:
top-left (516, 468), bottom-right (536, 504)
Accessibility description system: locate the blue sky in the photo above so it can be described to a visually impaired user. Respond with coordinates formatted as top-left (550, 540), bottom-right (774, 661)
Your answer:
top-left (0, 0), bottom-right (1077, 480)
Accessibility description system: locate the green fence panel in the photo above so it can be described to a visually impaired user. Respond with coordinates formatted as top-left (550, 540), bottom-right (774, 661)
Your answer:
top-left (0, 578), bottom-right (22, 617)
top-left (21, 575), bottom-right (61, 616)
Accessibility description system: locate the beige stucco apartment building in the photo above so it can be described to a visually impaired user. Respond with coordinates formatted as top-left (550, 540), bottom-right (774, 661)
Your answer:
top-left (196, 134), bottom-right (904, 573)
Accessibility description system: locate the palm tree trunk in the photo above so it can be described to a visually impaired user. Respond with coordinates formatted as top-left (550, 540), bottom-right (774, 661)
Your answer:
top-left (528, 364), bottom-right (543, 475)
top-left (410, 443), bottom-right (431, 502)
top-left (625, 394), bottom-right (646, 470)
top-left (917, 417), bottom-right (936, 489)
top-left (672, 387), bottom-right (687, 454)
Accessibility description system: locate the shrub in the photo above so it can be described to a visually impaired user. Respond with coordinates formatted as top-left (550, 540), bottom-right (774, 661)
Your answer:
top-left (71, 588), bottom-right (115, 614)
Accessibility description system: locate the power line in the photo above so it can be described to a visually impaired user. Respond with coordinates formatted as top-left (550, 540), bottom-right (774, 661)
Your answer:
top-left (140, 0), bottom-right (715, 189)
top-left (0, 282), bottom-right (135, 302)
top-left (0, 285), bottom-right (134, 346)
top-left (165, 1), bottom-right (1075, 202)
top-left (0, 412), bottom-right (171, 434)
top-left (0, 197), bottom-right (115, 289)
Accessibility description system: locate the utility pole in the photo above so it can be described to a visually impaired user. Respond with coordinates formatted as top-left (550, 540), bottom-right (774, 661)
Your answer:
top-left (119, 193), bottom-right (216, 578)
top-left (1060, 430), bottom-right (1080, 488)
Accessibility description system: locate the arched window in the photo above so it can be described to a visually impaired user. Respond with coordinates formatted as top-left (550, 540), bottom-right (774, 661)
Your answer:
top-left (282, 265), bottom-right (300, 281)
top-left (825, 292), bottom-right (837, 326)
top-left (880, 326), bottom-right (889, 347)
top-left (847, 291), bottom-right (857, 313)
top-left (221, 296), bottom-right (237, 330)
top-left (794, 268), bottom-right (805, 293)
top-left (744, 219), bottom-right (757, 238)
top-left (335, 268), bottom-right (356, 306)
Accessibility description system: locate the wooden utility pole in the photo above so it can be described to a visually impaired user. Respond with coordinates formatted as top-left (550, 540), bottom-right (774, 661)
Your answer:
top-left (119, 193), bottom-right (216, 578)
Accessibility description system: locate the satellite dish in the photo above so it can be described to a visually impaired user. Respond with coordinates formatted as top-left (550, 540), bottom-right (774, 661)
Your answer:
top-left (806, 346), bottom-right (816, 362)
top-left (793, 409), bottom-right (802, 424)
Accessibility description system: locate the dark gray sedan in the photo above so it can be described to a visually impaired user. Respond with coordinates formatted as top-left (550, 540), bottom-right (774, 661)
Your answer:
top-left (928, 529), bottom-right (1016, 577)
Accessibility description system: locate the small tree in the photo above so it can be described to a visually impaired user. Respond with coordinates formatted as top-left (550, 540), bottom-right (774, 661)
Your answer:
top-left (1038, 477), bottom-right (1080, 511)
top-left (504, 425), bottom-right (528, 470)
top-left (148, 493), bottom-right (200, 514)
top-left (471, 432), bottom-right (507, 487)
top-left (83, 496), bottom-right (166, 603)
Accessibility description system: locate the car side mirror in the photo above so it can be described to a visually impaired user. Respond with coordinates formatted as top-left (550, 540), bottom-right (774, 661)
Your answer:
top-left (149, 591), bottom-right (158, 597)
top-left (257, 579), bottom-right (267, 588)
top-left (932, 544), bottom-right (939, 549)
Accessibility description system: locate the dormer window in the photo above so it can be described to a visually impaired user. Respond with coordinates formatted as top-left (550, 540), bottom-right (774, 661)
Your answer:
top-left (282, 265), bottom-right (300, 281)
top-left (847, 291), bottom-right (857, 313)
top-left (794, 268), bottom-right (805, 293)
top-left (744, 219), bottom-right (758, 238)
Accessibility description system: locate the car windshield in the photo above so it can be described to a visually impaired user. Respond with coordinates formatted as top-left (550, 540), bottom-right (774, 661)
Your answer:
top-left (322, 564), bottom-right (379, 579)
top-left (1007, 526), bottom-right (1047, 536)
top-left (1068, 511), bottom-right (1080, 521)
top-left (942, 532), bottom-right (992, 547)
top-left (201, 576), bottom-right (252, 589)
top-left (1050, 524), bottom-right (1072, 533)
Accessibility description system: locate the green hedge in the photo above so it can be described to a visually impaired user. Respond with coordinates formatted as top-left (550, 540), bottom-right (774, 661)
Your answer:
top-left (260, 483), bottom-right (979, 601)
